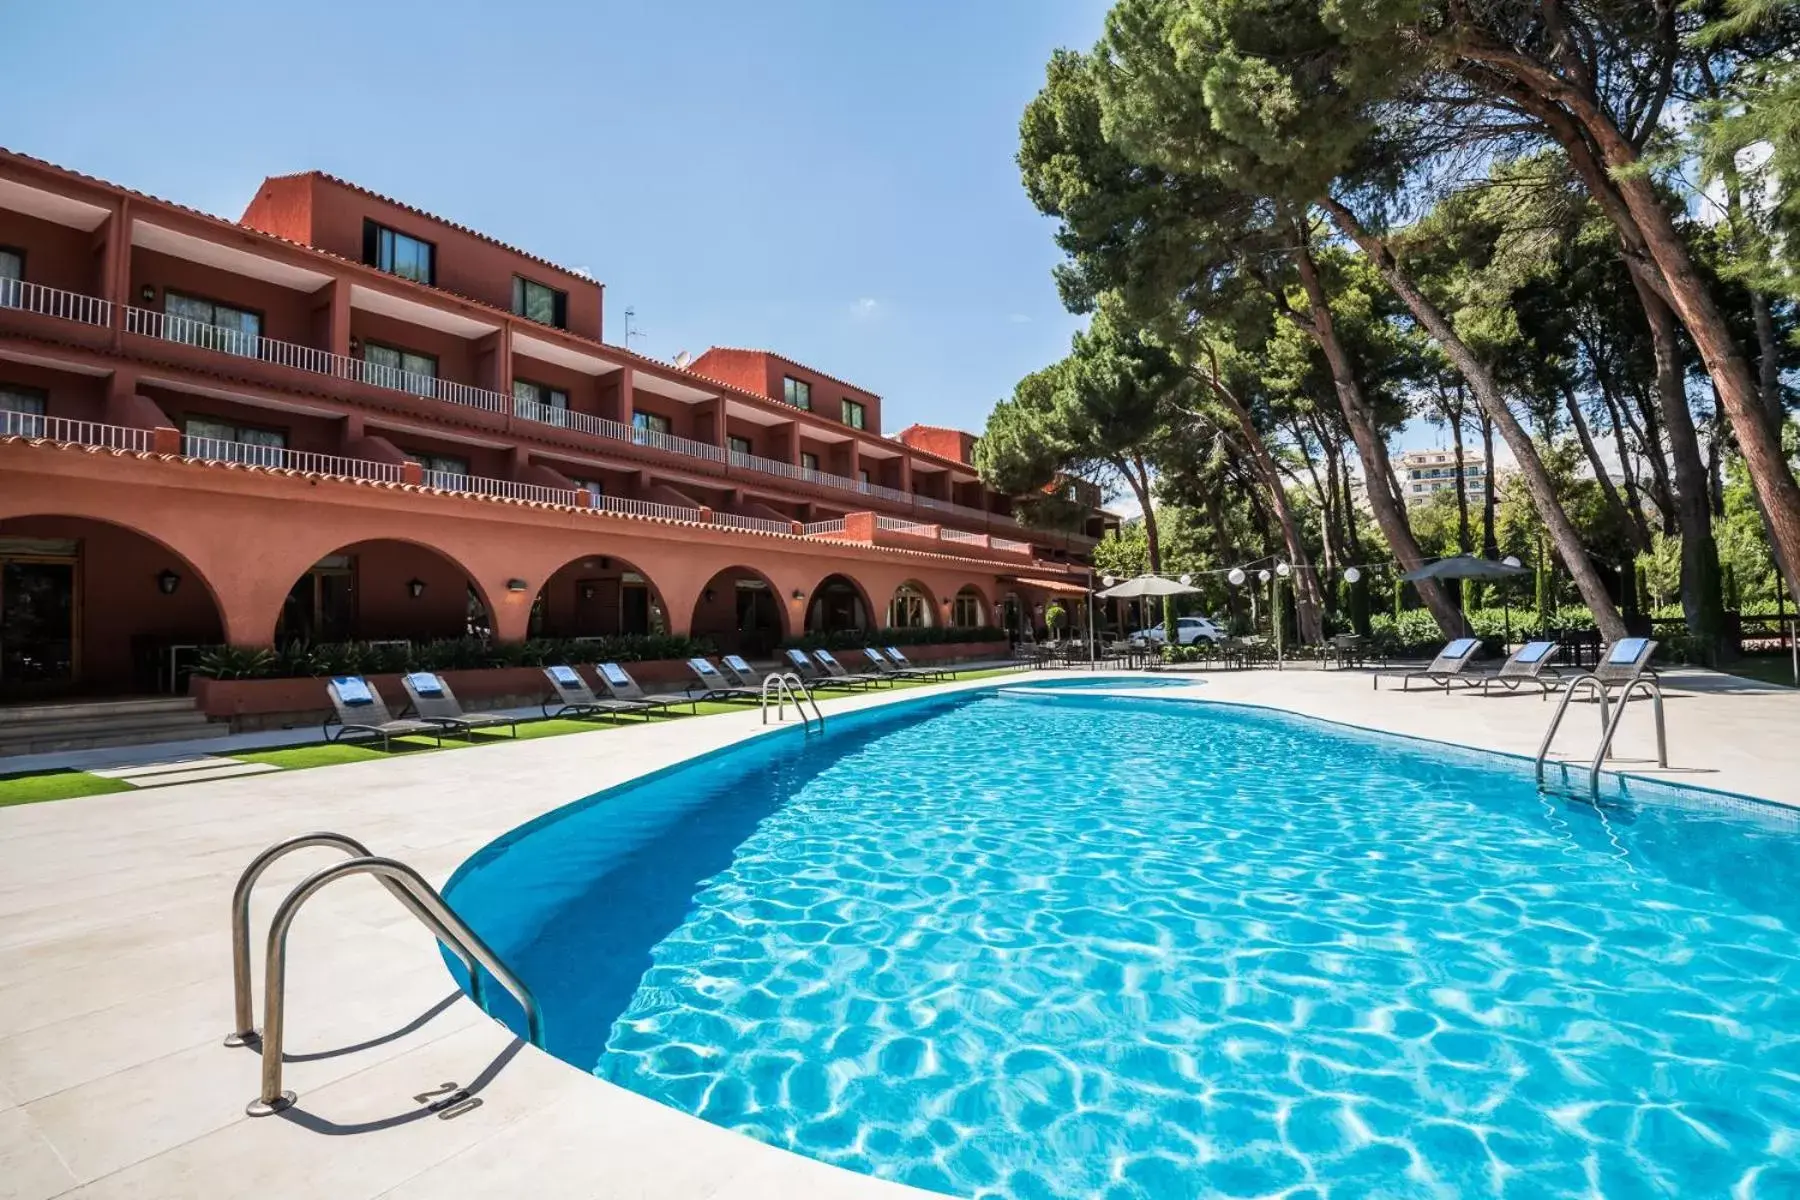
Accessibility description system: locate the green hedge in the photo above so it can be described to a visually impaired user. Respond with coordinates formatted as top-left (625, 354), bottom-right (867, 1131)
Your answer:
top-left (195, 634), bottom-right (718, 680)
top-left (780, 625), bottom-right (1006, 652)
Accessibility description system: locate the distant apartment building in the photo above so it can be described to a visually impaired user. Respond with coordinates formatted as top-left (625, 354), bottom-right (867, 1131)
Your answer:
top-left (1397, 449), bottom-right (1489, 504)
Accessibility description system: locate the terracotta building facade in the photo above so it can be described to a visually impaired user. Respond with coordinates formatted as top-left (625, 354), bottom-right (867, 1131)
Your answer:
top-left (0, 149), bottom-right (1110, 698)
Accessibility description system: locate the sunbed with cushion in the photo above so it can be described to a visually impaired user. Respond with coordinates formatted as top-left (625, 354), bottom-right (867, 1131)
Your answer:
top-left (399, 671), bottom-right (519, 738)
top-left (593, 662), bottom-right (701, 713)
top-left (685, 657), bottom-right (760, 701)
top-left (720, 655), bottom-right (774, 690)
top-left (1375, 637), bottom-right (1487, 691)
top-left (884, 646), bottom-right (955, 680)
top-left (324, 676), bottom-right (442, 750)
top-left (1593, 637), bottom-right (1659, 691)
top-left (541, 665), bottom-right (653, 721)
top-left (861, 646), bottom-right (925, 680)
top-left (813, 648), bottom-right (891, 686)
top-left (1479, 641), bottom-right (1567, 698)
top-left (783, 647), bottom-right (867, 689)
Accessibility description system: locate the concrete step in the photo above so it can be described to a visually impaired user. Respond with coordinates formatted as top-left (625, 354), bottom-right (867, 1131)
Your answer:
top-left (0, 698), bottom-right (217, 758)
top-left (0, 696), bottom-right (200, 722)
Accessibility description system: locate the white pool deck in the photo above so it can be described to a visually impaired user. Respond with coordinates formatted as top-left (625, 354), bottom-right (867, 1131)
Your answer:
top-left (2, 664), bottom-right (1796, 1200)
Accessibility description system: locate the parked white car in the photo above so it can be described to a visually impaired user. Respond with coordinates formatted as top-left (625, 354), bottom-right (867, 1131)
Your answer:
top-left (1130, 616), bottom-right (1226, 646)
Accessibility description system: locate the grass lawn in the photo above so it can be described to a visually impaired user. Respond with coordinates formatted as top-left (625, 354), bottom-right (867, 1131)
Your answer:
top-left (0, 666), bottom-right (1027, 808)
top-left (1722, 656), bottom-right (1800, 689)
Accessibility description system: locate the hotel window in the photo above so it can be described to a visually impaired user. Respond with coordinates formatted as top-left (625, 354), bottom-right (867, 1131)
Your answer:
top-left (951, 588), bottom-right (984, 628)
top-left (0, 385), bottom-right (47, 437)
top-left (183, 416), bottom-right (287, 466)
top-left (408, 451), bottom-right (469, 486)
top-left (512, 276), bottom-right (568, 329)
top-left (513, 379), bottom-right (569, 422)
top-left (632, 411), bottom-right (671, 439)
top-left (363, 220), bottom-right (435, 285)
top-left (887, 583), bottom-right (932, 629)
top-left (727, 434), bottom-right (753, 457)
top-left (164, 291), bottom-right (262, 357)
top-left (363, 343), bottom-right (438, 397)
top-left (783, 377), bottom-right (811, 410)
top-left (841, 399), bottom-right (866, 430)
top-left (801, 451), bottom-right (820, 473)
top-left (0, 248), bottom-right (21, 306)
top-left (859, 468), bottom-right (872, 486)
top-left (574, 479), bottom-right (603, 502)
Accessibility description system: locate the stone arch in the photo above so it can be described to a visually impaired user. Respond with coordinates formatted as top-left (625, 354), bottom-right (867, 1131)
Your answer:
top-left (266, 536), bottom-right (501, 648)
top-left (884, 578), bottom-right (937, 629)
top-left (529, 551), bottom-right (672, 640)
top-left (803, 571), bottom-right (874, 634)
top-left (689, 565), bottom-right (789, 657)
top-left (0, 513), bottom-right (229, 696)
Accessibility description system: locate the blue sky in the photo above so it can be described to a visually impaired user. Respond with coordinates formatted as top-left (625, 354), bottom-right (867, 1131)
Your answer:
top-left (8, 0), bottom-right (1113, 439)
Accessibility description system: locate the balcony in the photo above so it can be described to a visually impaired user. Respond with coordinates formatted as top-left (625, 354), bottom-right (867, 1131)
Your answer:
top-left (1, 278), bottom-right (113, 327)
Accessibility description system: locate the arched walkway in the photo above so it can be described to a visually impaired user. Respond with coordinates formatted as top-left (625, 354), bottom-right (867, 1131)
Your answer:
top-left (0, 514), bottom-right (226, 697)
top-left (885, 579), bottom-right (936, 629)
top-left (804, 572), bottom-right (872, 635)
top-left (530, 553), bottom-right (669, 640)
top-left (690, 566), bottom-right (787, 657)
top-left (273, 538), bottom-right (492, 645)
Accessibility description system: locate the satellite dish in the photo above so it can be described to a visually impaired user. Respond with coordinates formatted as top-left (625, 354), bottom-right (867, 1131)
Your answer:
top-left (673, 350), bottom-right (692, 369)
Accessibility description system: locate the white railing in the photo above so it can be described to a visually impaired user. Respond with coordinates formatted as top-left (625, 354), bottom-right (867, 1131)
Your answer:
top-left (940, 528), bottom-right (985, 546)
top-left (513, 398), bottom-right (726, 464)
top-left (125, 307), bottom-right (509, 415)
top-left (624, 420), bottom-right (727, 462)
top-left (713, 512), bottom-right (793, 534)
top-left (592, 493), bottom-right (705, 523)
top-left (877, 515), bottom-right (935, 534)
top-left (0, 410), bottom-right (153, 451)
top-left (991, 536), bottom-right (1033, 555)
top-left (729, 448), bottom-right (869, 495)
top-left (182, 435), bottom-right (404, 482)
top-left (1, 277), bottom-right (113, 327)
top-left (801, 518), bottom-right (847, 536)
top-left (868, 481), bottom-right (913, 505)
top-left (422, 470), bottom-right (578, 506)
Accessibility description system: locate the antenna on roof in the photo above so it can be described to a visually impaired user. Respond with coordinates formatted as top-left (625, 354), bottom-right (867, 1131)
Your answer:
top-left (673, 350), bottom-right (692, 369)
top-left (623, 307), bottom-right (645, 350)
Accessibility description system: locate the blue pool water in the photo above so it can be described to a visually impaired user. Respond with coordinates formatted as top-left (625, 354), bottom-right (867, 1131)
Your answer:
top-left (446, 690), bottom-right (1800, 1199)
top-left (1003, 675), bottom-right (1200, 690)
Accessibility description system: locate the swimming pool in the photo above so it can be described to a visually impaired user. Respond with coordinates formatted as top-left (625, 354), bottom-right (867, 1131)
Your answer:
top-left (446, 688), bottom-right (1800, 1199)
top-left (1000, 674), bottom-right (1201, 690)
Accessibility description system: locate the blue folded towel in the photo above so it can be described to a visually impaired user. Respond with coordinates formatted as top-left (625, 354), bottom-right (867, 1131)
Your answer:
top-left (332, 676), bottom-right (374, 706)
top-left (405, 672), bottom-right (444, 697)
top-left (547, 665), bottom-right (582, 687)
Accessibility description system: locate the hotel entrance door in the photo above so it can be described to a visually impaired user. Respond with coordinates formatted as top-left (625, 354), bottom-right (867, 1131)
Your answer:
top-left (0, 553), bottom-right (76, 693)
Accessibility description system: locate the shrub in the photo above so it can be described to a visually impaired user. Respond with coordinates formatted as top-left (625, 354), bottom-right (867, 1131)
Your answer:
top-left (191, 634), bottom-right (719, 680)
top-left (781, 625), bottom-right (1006, 652)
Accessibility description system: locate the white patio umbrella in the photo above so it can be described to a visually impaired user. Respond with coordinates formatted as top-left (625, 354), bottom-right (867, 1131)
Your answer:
top-left (1096, 574), bottom-right (1201, 599)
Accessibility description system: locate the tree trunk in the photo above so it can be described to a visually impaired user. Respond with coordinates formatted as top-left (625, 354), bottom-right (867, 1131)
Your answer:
top-left (1320, 195), bottom-right (1626, 640)
top-left (1564, 384), bottom-right (1646, 553)
top-left (1122, 455), bottom-right (1175, 643)
top-left (1443, 382), bottom-right (1474, 555)
top-left (1631, 378), bottom-right (1678, 534)
top-left (1192, 378), bottom-right (1326, 643)
top-left (1479, 409), bottom-right (1498, 560)
top-left (1627, 266), bottom-right (1726, 660)
top-left (1592, 363), bottom-right (1662, 533)
top-left (1288, 234), bottom-right (1463, 636)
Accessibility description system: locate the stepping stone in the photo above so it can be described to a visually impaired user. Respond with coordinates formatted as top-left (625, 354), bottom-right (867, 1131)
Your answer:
top-left (90, 756), bottom-right (245, 780)
top-left (90, 758), bottom-right (283, 788)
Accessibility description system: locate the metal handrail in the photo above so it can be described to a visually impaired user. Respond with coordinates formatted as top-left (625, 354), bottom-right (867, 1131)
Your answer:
top-left (761, 671), bottom-right (823, 732)
top-left (226, 832), bottom-right (480, 1047)
top-left (1587, 677), bottom-right (1668, 796)
top-left (243, 853), bottom-right (543, 1116)
top-left (1534, 673), bottom-right (1612, 789)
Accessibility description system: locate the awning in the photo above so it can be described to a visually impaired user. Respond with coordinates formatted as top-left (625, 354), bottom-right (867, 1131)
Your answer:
top-left (1007, 577), bottom-right (1090, 596)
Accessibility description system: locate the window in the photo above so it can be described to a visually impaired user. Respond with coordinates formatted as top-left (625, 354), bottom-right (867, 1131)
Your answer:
top-left (887, 583), bottom-right (932, 629)
top-left (574, 479), bottom-right (603, 502)
top-left (801, 451), bottom-right (820, 473)
top-left (363, 343), bottom-right (438, 397)
top-left (164, 291), bottom-right (262, 357)
top-left (727, 434), bottom-right (753, 457)
top-left (363, 220), bottom-right (436, 285)
top-left (783, 376), bottom-right (811, 410)
top-left (859, 468), bottom-right (872, 486)
top-left (0, 385), bottom-right (46, 436)
top-left (183, 415), bottom-right (287, 466)
top-left (632, 411), bottom-right (671, 441)
top-left (512, 276), bottom-right (568, 329)
top-left (840, 399), bottom-right (866, 430)
top-left (951, 588), bottom-right (984, 629)
top-left (408, 451), bottom-right (469, 486)
top-left (513, 379), bottom-right (570, 423)
top-left (0, 247), bottom-right (19, 310)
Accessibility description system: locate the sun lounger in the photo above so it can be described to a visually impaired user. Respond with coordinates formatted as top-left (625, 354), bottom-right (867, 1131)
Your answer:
top-left (813, 648), bottom-right (891, 686)
top-left (860, 646), bottom-right (924, 680)
top-left (1376, 637), bottom-right (1486, 691)
top-left (1593, 637), bottom-right (1659, 691)
top-left (593, 662), bottom-right (701, 713)
top-left (1479, 641), bottom-right (1567, 698)
top-left (685, 657), bottom-right (760, 701)
top-left (399, 672), bottom-right (519, 738)
top-left (784, 647), bottom-right (868, 689)
top-left (884, 646), bottom-right (955, 680)
top-left (719, 654), bottom-right (775, 690)
top-left (323, 676), bottom-right (442, 750)
top-left (540, 665), bottom-right (653, 721)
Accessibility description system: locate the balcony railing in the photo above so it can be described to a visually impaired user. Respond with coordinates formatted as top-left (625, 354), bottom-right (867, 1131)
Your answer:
top-left (991, 536), bottom-right (1033, 555)
top-left (1, 409), bottom-right (152, 450)
top-left (1, 277), bottom-right (114, 327)
top-left (714, 512), bottom-right (794, 535)
top-left (801, 518), bottom-right (846, 536)
top-left (182, 435), bottom-right (404, 482)
top-left (125, 307), bottom-right (509, 415)
top-left (514, 397), bottom-right (725, 463)
top-left (594, 493), bottom-right (704, 523)
top-left (876, 515), bottom-right (935, 534)
top-left (940, 528), bottom-right (985, 546)
top-left (421, 470), bottom-right (579, 506)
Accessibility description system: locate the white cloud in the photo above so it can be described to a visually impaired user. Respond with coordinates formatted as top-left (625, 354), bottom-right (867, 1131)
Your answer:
top-left (1007, 313), bottom-right (1032, 324)
top-left (849, 297), bottom-right (880, 320)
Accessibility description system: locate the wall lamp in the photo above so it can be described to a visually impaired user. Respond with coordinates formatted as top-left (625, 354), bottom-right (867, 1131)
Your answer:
top-left (140, 284), bottom-right (157, 305)
top-left (792, 589), bottom-right (806, 601)
top-left (506, 578), bottom-right (529, 592)
top-left (406, 578), bottom-right (426, 599)
top-left (579, 584), bottom-right (596, 601)
top-left (155, 568), bottom-right (181, 595)
top-left (702, 588), bottom-right (716, 604)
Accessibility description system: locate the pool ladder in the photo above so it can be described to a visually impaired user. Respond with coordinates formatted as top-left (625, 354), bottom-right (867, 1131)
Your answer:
top-left (226, 832), bottom-right (543, 1117)
top-left (1534, 674), bottom-right (1668, 799)
top-left (761, 671), bottom-right (824, 732)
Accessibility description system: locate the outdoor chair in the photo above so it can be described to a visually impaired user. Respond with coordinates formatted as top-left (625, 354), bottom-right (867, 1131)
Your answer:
top-left (323, 676), bottom-right (442, 751)
top-left (1328, 634), bottom-right (1369, 669)
top-left (540, 665), bottom-right (654, 721)
top-left (592, 662), bottom-right (701, 713)
top-left (684, 657), bottom-right (761, 702)
top-left (812, 648), bottom-right (891, 686)
top-left (1479, 641), bottom-right (1568, 698)
top-left (1592, 637), bottom-right (1660, 692)
top-left (1376, 637), bottom-right (1487, 691)
top-left (783, 648), bottom-right (870, 689)
top-left (719, 655), bottom-right (776, 691)
top-left (885, 646), bottom-right (956, 680)
top-left (398, 672), bottom-right (519, 739)
top-left (861, 646), bottom-right (931, 681)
